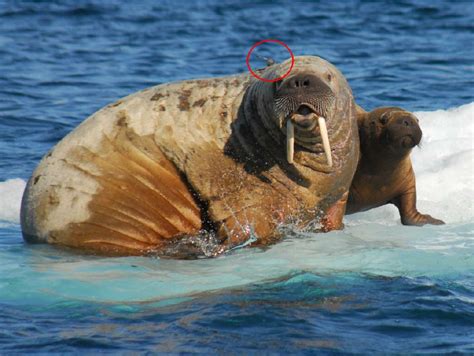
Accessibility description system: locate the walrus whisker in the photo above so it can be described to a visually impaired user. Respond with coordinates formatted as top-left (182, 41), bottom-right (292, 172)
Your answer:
top-left (318, 116), bottom-right (333, 167)
top-left (287, 120), bottom-right (295, 164)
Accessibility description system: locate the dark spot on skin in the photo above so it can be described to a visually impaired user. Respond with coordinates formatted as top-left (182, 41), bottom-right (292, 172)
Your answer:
top-left (178, 89), bottom-right (192, 111)
top-left (46, 152), bottom-right (52, 158)
top-left (116, 110), bottom-right (130, 127)
top-left (109, 100), bottom-right (123, 108)
top-left (33, 175), bottom-right (41, 185)
top-left (210, 95), bottom-right (219, 101)
top-left (150, 93), bottom-right (166, 101)
top-left (196, 80), bottom-right (208, 88)
top-left (159, 105), bottom-right (166, 112)
top-left (220, 111), bottom-right (228, 119)
top-left (48, 192), bottom-right (59, 206)
top-left (117, 117), bottom-right (126, 127)
top-left (192, 98), bottom-right (207, 108)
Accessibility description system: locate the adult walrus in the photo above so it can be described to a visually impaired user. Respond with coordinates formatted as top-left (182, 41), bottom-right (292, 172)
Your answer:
top-left (21, 56), bottom-right (359, 258)
top-left (346, 106), bottom-right (444, 226)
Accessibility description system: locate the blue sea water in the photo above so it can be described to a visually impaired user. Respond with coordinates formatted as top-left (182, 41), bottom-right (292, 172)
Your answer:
top-left (0, 0), bottom-right (474, 353)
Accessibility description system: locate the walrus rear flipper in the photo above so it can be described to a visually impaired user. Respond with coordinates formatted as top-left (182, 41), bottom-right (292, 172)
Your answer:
top-left (30, 126), bottom-right (204, 256)
top-left (320, 191), bottom-right (349, 232)
top-left (392, 192), bottom-right (445, 226)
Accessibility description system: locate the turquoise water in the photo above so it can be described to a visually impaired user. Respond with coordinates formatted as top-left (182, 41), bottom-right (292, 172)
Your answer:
top-left (0, 0), bottom-right (473, 353)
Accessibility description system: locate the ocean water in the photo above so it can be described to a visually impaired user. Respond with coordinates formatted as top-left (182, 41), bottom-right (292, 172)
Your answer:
top-left (1, 0), bottom-right (473, 353)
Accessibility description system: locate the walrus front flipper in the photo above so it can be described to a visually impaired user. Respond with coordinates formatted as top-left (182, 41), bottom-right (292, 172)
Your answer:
top-left (392, 191), bottom-right (445, 226)
top-left (214, 203), bottom-right (282, 248)
top-left (320, 191), bottom-right (349, 232)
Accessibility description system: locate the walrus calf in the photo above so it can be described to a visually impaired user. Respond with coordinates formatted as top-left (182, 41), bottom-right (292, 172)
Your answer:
top-left (21, 56), bottom-right (359, 258)
top-left (346, 107), bottom-right (444, 226)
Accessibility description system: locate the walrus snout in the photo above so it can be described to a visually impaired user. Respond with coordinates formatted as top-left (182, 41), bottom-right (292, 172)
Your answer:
top-left (274, 73), bottom-right (336, 122)
top-left (400, 135), bottom-right (417, 148)
top-left (292, 104), bottom-right (319, 130)
top-left (286, 110), bottom-right (333, 167)
top-left (387, 114), bottom-right (422, 148)
top-left (395, 130), bottom-right (422, 149)
top-left (273, 74), bottom-right (336, 167)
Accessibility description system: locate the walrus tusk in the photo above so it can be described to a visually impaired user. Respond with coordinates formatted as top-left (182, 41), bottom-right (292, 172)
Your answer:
top-left (318, 116), bottom-right (332, 167)
top-left (287, 120), bottom-right (294, 164)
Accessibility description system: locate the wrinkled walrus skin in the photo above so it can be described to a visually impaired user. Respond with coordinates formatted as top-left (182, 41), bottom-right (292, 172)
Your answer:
top-left (21, 56), bottom-right (360, 258)
top-left (347, 106), bottom-right (444, 226)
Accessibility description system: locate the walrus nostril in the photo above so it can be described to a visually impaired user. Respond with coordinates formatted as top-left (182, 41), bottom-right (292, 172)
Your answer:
top-left (278, 74), bottom-right (330, 93)
top-left (294, 77), bottom-right (310, 88)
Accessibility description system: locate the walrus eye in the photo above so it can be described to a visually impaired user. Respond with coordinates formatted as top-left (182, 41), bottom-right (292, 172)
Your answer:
top-left (327, 73), bottom-right (332, 82)
top-left (380, 116), bottom-right (388, 125)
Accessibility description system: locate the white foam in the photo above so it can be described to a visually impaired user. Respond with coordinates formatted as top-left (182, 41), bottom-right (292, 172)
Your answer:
top-left (0, 178), bottom-right (26, 223)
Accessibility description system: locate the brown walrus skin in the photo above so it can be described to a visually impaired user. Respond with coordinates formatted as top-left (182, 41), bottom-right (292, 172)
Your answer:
top-left (20, 56), bottom-right (360, 258)
top-left (346, 106), bottom-right (445, 226)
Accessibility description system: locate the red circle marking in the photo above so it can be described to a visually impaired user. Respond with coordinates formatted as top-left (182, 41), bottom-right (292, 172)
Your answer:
top-left (246, 39), bottom-right (294, 83)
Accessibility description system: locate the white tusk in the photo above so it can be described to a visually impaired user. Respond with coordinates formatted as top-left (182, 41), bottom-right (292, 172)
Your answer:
top-left (286, 120), bottom-right (294, 164)
top-left (318, 116), bottom-right (332, 167)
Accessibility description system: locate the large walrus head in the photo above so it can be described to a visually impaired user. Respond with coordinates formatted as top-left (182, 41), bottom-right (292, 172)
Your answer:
top-left (359, 107), bottom-right (422, 158)
top-left (243, 56), bottom-right (358, 176)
